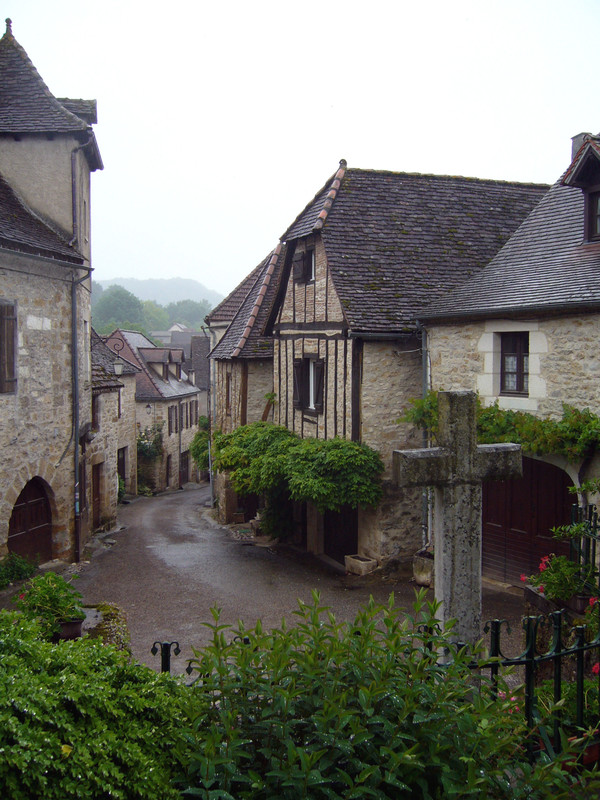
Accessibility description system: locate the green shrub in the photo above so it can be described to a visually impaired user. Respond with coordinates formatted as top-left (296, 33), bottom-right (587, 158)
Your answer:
top-left (0, 552), bottom-right (36, 590)
top-left (182, 591), bottom-right (599, 798)
top-left (14, 572), bottom-right (85, 640)
top-left (0, 611), bottom-right (194, 799)
top-left (190, 415), bottom-right (210, 471)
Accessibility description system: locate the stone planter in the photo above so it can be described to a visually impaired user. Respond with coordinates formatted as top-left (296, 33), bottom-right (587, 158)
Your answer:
top-left (345, 554), bottom-right (377, 576)
top-left (54, 618), bottom-right (84, 641)
top-left (413, 551), bottom-right (434, 587)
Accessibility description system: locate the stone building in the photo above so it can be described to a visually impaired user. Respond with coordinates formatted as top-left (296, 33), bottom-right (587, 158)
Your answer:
top-left (104, 329), bottom-right (201, 492)
top-left (210, 161), bottom-right (548, 566)
top-left (206, 247), bottom-right (286, 522)
top-left (420, 132), bottom-right (600, 585)
top-left (0, 21), bottom-right (102, 562)
top-left (86, 330), bottom-right (138, 531)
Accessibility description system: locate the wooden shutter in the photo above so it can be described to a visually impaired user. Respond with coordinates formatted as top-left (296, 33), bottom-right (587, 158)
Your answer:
top-left (313, 359), bottom-right (325, 414)
top-left (293, 359), bottom-right (304, 408)
top-left (168, 406), bottom-right (173, 435)
top-left (292, 251), bottom-right (306, 282)
top-left (0, 303), bottom-right (16, 393)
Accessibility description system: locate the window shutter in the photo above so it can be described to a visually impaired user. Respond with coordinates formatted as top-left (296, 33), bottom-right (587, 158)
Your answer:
top-left (0, 303), bottom-right (16, 393)
top-left (292, 251), bottom-right (306, 282)
top-left (313, 359), bottom-right (325, 413)
top-left (168, 407), bottom-right (173, 435)
top-left (293, 359), bottom-right (304, 408)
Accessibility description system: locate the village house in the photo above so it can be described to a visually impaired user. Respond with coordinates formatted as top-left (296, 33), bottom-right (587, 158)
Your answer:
top-left (0, 20), bottom-right (102, 562)
top-left (87, 330), bottom-right (138, 530)
top-left (206, 247), bottom-right (286, 522)
top-left (419, 132), bottom-right (600, 585)
top-left (104, 329), bottom-right (201, 492)
top-left (210, 160), bottom-right (548, 566)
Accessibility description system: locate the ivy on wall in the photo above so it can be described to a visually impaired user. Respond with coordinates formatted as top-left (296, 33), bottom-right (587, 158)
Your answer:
top-left (212, 422), bottom-right (384, 536)
top-left (399, 392), bottom-right (600, 463)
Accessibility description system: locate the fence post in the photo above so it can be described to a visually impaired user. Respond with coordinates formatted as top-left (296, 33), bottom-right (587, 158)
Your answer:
top-left (151, 640), bottom-right (181, 673)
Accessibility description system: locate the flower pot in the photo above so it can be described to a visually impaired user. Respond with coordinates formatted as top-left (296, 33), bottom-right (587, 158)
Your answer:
top-left (567, 595), bottom-right (591, 615)
top-left (55, 618), bottom-right (84, 641)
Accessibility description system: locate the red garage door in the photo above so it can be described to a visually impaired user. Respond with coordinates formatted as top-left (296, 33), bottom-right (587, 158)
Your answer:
top-left (482, 457), bottom-right (572, 584)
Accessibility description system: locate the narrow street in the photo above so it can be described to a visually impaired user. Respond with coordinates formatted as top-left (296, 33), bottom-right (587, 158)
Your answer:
top-left (73, 485), bottom-right (423, 674)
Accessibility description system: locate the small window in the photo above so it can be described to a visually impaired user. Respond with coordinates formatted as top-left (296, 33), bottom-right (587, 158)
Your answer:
top-left (293, 358), bottom-right (324, 413)
top-left (292, 248), bottom-right (316, 283)
top-left (587, 192), bottom-right (600, 240)
top-left (0, 301), bottom-right (16, 393)
top-left (500, 333), bottom-right (529, 395)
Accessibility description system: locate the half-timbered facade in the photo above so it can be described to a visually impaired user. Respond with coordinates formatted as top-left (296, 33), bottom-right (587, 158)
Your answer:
top-left (269, 161), bottom-right (548, 565)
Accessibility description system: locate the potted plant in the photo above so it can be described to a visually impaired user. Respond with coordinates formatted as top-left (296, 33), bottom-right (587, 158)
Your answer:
top-left (14, 572), bottom-right (86, 641)
top-left (522, 554), bottom-right (595, 610)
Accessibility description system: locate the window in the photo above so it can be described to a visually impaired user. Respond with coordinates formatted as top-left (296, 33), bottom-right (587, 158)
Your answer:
top-left (587, 192), bottom-right (600, 240)
top-left (292, 248), bottom-right (316, 283)
top-left (91, 394), bottom-right (100, 430)
top-left (293, 358), bottom-right (324, 413)
top-left (0, 301), bottom-right (16, 393)
top-left (500, 333), bottom-right (529, 395)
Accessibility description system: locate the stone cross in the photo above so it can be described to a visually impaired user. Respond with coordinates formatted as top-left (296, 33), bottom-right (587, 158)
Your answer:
top-left (393, 391), bottom-right (522, 645)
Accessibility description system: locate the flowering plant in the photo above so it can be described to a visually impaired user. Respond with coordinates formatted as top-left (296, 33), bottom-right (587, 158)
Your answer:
top-left (14, 572), bottom-right (85, 639)
top-left (521, 554), bottom-right (594, 603)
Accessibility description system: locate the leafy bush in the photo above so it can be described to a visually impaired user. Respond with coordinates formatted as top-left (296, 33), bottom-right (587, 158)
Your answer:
top-left (0, 612), bottom-right (194, 799)
top-left (400, 391), bottom-right (600, 462)
top-left (190, 415), bottom-right (211, 471)
top-left (182, 591), bottom-right (597, 798)
top-left (0, 552), bottom-right (36, 590)
top-left (14, 572), bottom-right (85, 639)
top-left (212, 422), bottom-right (384, 535)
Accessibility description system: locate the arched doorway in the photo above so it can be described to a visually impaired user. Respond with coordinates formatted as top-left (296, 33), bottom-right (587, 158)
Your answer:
top-left (8, 478), bottom-right (53, 562)
top-left (482, 457), bottom-right (572, 584)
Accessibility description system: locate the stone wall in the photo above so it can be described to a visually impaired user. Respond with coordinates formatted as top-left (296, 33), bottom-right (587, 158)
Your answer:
top-left (0, 254), bottom-right (91, 560)
top-left (427, 315), bottom-right (600, 418)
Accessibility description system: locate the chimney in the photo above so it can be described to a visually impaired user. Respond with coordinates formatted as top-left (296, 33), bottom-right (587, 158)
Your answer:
top-left (571, 132), bottom-right (592, 160)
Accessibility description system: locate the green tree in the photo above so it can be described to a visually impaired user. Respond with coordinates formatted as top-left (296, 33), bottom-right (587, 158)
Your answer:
top-left (91, 285), bottom-right (144, 331)
top-left (141, 299), bottom-right (169, 331)
top-left (165, 299), bottom-right (211, 328)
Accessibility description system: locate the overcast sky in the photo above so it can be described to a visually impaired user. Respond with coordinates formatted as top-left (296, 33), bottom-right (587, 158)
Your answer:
top-left (10, 0), bottom-right (600, 298)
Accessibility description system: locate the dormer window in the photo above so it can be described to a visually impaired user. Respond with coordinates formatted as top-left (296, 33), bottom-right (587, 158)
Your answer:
top-left (587, 190), bottom-right (600, 241)
top-left (292, 247), bottom-right (316, 283)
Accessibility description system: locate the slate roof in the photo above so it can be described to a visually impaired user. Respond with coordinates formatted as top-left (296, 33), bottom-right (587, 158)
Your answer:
top-left (0, 20), bottom-right (103, 169)
top-left (281, 163), bottom-right (549, 334)
top-left (210, 245), bottom-right (286, 360)
top-left (419, 176), bottom-right (600, 322)
top-left (104, 329), bottom-right (199, 402)
top-left (0, 172), bottom-right (84, 263)
top-left (205, 262), bottom-right (266, 325)
top-left (91, 328), bottom-right (137, 392)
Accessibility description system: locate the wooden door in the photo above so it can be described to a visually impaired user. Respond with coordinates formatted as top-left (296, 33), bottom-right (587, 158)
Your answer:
top-left (323, 505), bottom-right (358, 564)
top-left (482, 457), bottom-right (571, 584)
top-left (180, 451), bottom-right (189, 485)
top-left (8, 479), bottom-right (52, 562)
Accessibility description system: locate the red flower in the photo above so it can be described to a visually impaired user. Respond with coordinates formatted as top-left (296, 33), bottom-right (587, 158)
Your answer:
top-left (590, 597), bottom-right (598, 607)
top-left (592, 662), bottom-right (600, 676)
top-left (520, 574), bottom-right (527, 582)
top-left (18, 593), bottom-right (25, 600)
top-left (539, 555), bottom-right (550, 573)
top-left (539, 585), bottom-right (545, 593)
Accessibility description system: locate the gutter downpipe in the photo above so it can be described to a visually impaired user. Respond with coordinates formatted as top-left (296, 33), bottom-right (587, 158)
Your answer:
top-left (418, 321), bottom-right (430, 549)
top-left (69, 135), bottom-right (92, 563)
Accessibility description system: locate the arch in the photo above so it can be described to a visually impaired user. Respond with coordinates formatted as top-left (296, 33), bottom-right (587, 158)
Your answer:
top-left (8, 477), bottom-right (54, 562)
top-left (482, 457), bottom-right (572, 584)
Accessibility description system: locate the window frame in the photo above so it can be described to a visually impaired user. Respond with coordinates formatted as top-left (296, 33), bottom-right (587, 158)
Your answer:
top-left (293, 357), bottom-right (324, 414)
top-left (292, 248), bottom-right (316, 283)
top-left (500, 332), bottom-right (529, 396)
top-left (0, 301), bottom-right (17, 394)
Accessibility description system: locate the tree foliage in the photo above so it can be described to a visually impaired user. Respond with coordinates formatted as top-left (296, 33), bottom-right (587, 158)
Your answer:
top-left (0, 612), bottom-right (195, 799)
top-left (400, 391), bottom-right (600, 463)
top-left (212, 422), bottom-right (384, 517)
top-left (190, 415), bottom-right (210, 471)
top-left (182, 591), bottom-right (598, 798)
top-left (164, 298), bottom-right (212, 328)
top-left (91, 285), bottom-right (144, 333)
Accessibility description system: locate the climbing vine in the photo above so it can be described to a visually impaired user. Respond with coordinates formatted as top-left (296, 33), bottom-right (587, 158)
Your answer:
top-left (212, 422), bottom-right (384, 536)
top-left (399, 391), bottom-right (600, 462)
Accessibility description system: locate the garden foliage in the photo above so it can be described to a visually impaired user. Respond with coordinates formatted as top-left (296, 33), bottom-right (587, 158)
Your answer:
top-left (401, 391), bottom-right (600, 462)
top-left (0, 612), bottom-right (194, 799)
top-left (182, 591), bottom-right (598, 799)
top-left (0, 552), bottom-right (36, 590)
top-left (212, 422), bottom-right (384, 528)
top-left (190, 415), bottom-right (211, 471)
